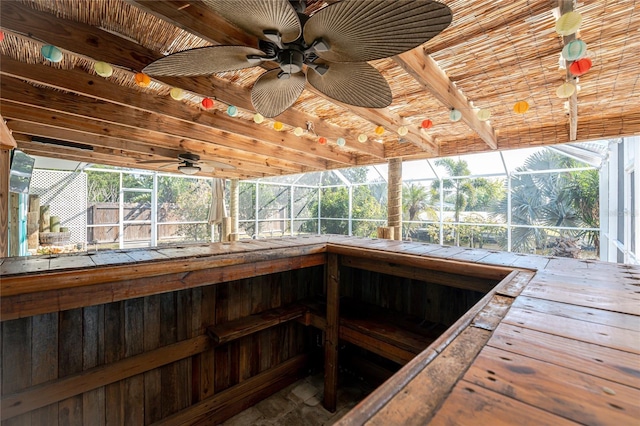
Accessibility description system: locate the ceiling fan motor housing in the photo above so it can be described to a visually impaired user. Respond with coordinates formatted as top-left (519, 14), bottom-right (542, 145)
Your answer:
top-left (279, 49), bottom-right (304, 74)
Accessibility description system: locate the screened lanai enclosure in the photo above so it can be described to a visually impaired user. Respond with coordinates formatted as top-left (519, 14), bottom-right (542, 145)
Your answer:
top-left (48, 140), bottom-right (625, 262)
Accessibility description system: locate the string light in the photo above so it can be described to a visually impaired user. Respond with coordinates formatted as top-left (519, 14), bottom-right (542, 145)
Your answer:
top-left (513, 101), bottom-right (529, 114)
top-left (556, 82), bottom-right (576, 98)
top-left (555, 11), bottom-right (582, 36)
top-left (41, 45), bottom-right (63, 63)
top-left (170, 87), bottom-right (185, 100)
top-left (476, 109), bottom-right (491, 121)
top-left (94, 61), bottom-right (113, 77)
top-left (201, 97), bottom-right (214, 109)
top-left (134, 72), bottom-right (151, 87)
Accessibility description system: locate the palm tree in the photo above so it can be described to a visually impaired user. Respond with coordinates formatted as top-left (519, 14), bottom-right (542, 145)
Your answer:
top-left (433, 158), bottom-right (476, 222)
top-left (432, 158), bottom-right (476, 245)
top-left (567, 168), bottom-right (600, 254)
top-left (403, 183), bottom-right (436, 221)
top-left (494, 150), bottom-right (597, 256)
top-left (403, 183), bottom-right (437, 240)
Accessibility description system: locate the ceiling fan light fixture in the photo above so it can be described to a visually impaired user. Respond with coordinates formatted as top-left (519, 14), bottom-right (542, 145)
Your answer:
top-left (178, 165), bottom-right (201, 175)
top-left (280, 50), bottom-right (303, 74)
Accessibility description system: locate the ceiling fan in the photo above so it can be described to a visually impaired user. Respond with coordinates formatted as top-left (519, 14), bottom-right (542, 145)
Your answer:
top-left (138, 153), bottom-right (236, 175)
top-left (143, 0), bottom-right (452, 118)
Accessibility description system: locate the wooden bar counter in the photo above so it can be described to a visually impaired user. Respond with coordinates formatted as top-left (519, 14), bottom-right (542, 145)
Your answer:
top-left (1, 236), bottom-right (638, 425)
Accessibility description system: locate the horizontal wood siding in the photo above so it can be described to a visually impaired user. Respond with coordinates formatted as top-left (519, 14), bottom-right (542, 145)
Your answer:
top-left (1, 266), bottom-right (323, 425)
top-left (341, 266), bottom-right (488, 328)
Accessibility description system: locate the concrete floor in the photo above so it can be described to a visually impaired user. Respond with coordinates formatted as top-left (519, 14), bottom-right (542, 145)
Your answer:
top-left (221, 373), bottom-right (373, 426)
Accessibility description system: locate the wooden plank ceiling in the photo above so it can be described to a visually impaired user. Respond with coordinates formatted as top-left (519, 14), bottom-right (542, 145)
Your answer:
top-left (0, 0), bottom-right (638, 179)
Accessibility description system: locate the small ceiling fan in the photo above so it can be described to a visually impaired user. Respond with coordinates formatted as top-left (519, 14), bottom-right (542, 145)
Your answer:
top-left (138, 153), bottom-right (236, 175)
top-left (143, 0), bottom-right (452, 118)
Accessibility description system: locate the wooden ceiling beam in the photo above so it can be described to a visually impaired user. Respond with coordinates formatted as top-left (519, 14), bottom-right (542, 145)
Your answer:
top-left (0, 114), bottom-right (17, 150)
top-left (4, 120), bottom-right (290, 177)
top-left (308, 90), bottom-right (439, 155)
top-left (0, 57), bottom-right (355, 167)
top-left (0, 76), bottom-right (339, 171)
top-left (0, 1), bottom-right (384, 159)
top-left (395, 111), bottom-right (640, 160)
top-left (0, 104), bottom-right (307, 175)
top-left (559, 0), bottom-right (578, 141)
top-left (14, 136), bottom-right (259, 179)
top-left (125, 0), bottom-right (399, 156)
top-left (394, 49), bottom-right (498, 150)
top-left (123, 0), bottom-right (257, 48)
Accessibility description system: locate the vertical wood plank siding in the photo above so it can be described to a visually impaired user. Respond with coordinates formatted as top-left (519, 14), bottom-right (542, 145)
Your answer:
top-left (1, 266), bottom-right (323, 424)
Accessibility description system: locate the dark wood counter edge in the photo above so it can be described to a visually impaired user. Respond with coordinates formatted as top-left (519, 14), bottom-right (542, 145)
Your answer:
top-left (0, 241), bottom-right (330, 297)
top-left (1, 237), bottom-right (534, 321)
top-left (335, 269), bottom-right (528, 426)
top-left (0, 236), bottom-right (519, 297)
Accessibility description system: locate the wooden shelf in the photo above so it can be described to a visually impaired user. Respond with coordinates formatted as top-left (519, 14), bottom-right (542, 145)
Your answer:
top-left (304, 299), bottom-right (445, 366)
top-left (206, 303), bottom-right (308, 346)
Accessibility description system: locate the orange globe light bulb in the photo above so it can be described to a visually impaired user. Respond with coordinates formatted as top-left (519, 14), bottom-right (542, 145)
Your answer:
top-left (135, 72), bottom-right (151, 87)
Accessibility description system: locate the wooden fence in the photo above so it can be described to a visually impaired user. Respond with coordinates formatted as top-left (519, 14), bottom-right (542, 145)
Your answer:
top-left (86, 203), bottom-right (203, 243)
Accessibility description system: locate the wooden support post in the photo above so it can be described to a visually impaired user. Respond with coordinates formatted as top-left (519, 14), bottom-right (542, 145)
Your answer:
top-left (230, 179), bottom-right (239, 236)
top-left (221, 217), bottom-right (231, 242)
top-left (40, 205), bottom-right (50, 232)
top-left (0, 149), bottom-right (10, 257)
top-left (388, 158), bottom-right (402, 240)
top-left (27, 211), bottom-right (39, 249)
top-left (323, 253), bottom-right (340, 412)
top-left (9, 192), bottom-right (19, 256)
top-left (376, 226), bottom-right (395, 240)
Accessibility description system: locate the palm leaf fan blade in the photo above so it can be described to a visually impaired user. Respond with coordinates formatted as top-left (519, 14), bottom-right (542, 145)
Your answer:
top-left (304, 0), bottom-right (452, 63)
top-left (143, 46), bottom-right (266, 76)
top-left (307, 62), bottom-right (392, 108)
top-left (251, 69), bottom-right (306, 118)
top-left (202, 0), bottom-right (301, 43)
